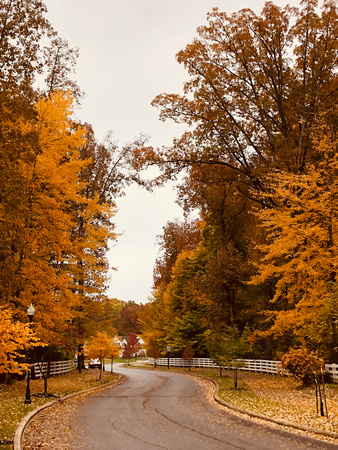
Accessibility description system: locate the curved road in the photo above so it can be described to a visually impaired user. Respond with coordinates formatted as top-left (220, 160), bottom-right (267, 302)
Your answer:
top-left (71, 366), bottom-right (337, 449)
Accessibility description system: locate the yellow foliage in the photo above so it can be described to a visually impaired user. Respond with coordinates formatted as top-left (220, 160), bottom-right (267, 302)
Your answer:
top-left (252, 123), bottom-right (338, 349)
top-left (85, 331), bottom-right (120, 362)
top-left (0, 308), bottom-right (41, 374)
top-left (0, 90), bottom-right (117, 346)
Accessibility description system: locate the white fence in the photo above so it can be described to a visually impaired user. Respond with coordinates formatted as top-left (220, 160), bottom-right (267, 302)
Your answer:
top-left (148, 358), bottom-right (338, 382)
top-left (240, 359), bottom-right (284, 375)
top-left (33, 360), bottom-right (74, 378)
top-left (325, 364), bottom-right (338, 383)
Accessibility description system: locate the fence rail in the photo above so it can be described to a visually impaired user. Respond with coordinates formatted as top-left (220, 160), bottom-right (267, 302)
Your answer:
top-left (33, 360), bottom-right (74, 378)
top-left (148, 358), bottom-right (338, 382)
top-left (325, 364), bottom-right (338, 383)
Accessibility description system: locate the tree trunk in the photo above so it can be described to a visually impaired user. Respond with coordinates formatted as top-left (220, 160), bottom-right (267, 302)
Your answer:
top-left (77, 343), bottom-right (86, 373)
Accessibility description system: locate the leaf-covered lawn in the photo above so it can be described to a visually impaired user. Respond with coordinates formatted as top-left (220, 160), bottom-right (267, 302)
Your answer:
top-left (0, 369), bottom-right (119, 447)
top-left (196, 368), bottom-right (338, 434)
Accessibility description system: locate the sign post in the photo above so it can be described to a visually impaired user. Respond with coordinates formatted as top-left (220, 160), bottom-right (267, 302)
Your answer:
top-left (166, 345), bottom-right (171, 369)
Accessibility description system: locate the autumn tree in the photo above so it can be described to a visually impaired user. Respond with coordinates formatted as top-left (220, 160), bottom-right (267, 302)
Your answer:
top-left (139, 293), bottom-right (170, 358)
top-left (85, 331), bottom-right (119, 379)
top-left (0, 0), bottom-right (148, 369)
top-left (153, 219), bottom-right (201, 289)
top-left (182, 342), bottom-right (195, 371)
top-left (144, 180), bottom-right (256, 357)
top-left (141, 1), bottom-right (338, 196)
top-left (113, 301), bottom-right (144, 336)
top-left (0, 0), bottom-right (81, 147)
top-left (122, 332), bottom-right (140, 363)
top-left (138, 0), bottom-right (338, 363)
top-left (0, 307), bottom-right (40, 375)
top-left (145, 338), bottom-right (161, 367)
top-left (250, 121), bottom-right (338, 360)
top-left (69, 124), bottom-right (148, 369)
top-left (0, 0), bottom-right (49, 98)
top-left (0, 92), bottom-right (89, 343)
top-left (281, 347), bottom-right (324, 387)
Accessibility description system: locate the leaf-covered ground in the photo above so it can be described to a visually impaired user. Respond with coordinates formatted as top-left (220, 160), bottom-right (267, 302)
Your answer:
top-left (215, 370), bottom-right (338, 433)
top-left (0, 369), bottom-right (119, 449)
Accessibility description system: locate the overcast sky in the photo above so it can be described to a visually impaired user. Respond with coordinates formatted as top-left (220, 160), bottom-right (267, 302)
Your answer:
top-left (43, 0), bottom-right (298, 304)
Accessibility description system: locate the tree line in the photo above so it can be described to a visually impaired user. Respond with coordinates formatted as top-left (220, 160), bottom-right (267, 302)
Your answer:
top-left (140, 0), bottom-right (338, 364)
top-left (0, 0), bottom-right (145, 374)
top-left (1, 0), bottom-right (337, 376)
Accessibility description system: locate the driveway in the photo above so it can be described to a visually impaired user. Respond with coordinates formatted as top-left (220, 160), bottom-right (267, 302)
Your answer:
top-left (69, 366), bottom-right (337, 449)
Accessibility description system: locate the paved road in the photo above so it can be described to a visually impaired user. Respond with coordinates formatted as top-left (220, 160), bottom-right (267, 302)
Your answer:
top-left (71, 366), bottom-right (337, 449)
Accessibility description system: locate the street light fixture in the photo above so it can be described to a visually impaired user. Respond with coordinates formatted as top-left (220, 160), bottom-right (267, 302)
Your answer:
top-left (24, 304), bottom-right (35, 404)
top-left (27, 304), bottom-right (35, 322)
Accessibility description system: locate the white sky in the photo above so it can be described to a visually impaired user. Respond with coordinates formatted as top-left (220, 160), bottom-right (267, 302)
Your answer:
top-left (43, 0), bottom-right (298, 304)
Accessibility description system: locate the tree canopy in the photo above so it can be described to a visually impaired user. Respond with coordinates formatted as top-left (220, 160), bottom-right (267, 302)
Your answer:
top-left (140, 0), bottom-right (338, 362)
top-left (0, 0), bottom-right (143, 372)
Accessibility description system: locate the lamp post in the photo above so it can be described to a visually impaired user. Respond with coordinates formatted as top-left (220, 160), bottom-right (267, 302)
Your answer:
top-left (24, 304), bottom-right (35, 404)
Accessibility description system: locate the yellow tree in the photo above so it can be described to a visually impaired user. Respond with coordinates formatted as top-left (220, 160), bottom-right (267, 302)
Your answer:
top-left (251, 122), bottom-right (338, 359)
top-left (0, 90), bottom-right (116, 350)
top-left (85, 331), bottom-right (120, 378)
top-left (0, 307), bottom-right (40, 375)
top-left (11, 91), bottom-right (87, 342)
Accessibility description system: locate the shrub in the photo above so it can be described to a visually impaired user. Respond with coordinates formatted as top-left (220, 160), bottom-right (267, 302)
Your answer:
top-left (281, 347), bottom-right (324, 386)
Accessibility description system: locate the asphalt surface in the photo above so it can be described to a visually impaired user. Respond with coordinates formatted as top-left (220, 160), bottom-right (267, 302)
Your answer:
top-left (71, 365), bottom-right (338, 450)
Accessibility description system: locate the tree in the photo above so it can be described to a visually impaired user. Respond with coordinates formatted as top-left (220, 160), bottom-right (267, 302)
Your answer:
top-left (144, 1), bottom-right (337, 196)
top-left (0, 91), bottom-right (89, 342)
top-left (145, 338), bottom-right (161, 368)
top-left (122, 333), bottom-right (140, 364)
top-left (138, 0), bottom-right (338, 363)
top-left (138, 294), bottom-right (170, 358)
top-left (0, 0), bottom-right (81, 118)
top-left (153, 219), bottom-right (201, 289)
top-left (0, 307), bottom-right (40, 375)
top-left (85, 331), bottom-right (119, 379)
top-left (113, 301), bottom-right (143, 336)
top-left (109, 338), bottom-right (122, 374)
top-left (281, 347), bottom-right (324, 387)
top-left (182, 342), bottom-right (195, 371)
top-left (0, 0), bottom-right (105, 354)
top-left (205, 326), bottom-right (249, 387)
top-left (70, 127), bottom-right (145, 369)
top-left (0, 0), bottom-right (50, 97)
top-left (0, 0), bottom-right (148, 367)
top-left (250, 122), bottom-right (338, 360)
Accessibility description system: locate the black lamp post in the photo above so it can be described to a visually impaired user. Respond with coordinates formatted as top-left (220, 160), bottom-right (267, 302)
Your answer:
top-left (24, 304), bottom-right (35, 404)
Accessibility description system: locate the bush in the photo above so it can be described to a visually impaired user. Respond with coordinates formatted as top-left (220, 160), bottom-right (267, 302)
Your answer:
top-left (281, 347), bottom-right (324, 386)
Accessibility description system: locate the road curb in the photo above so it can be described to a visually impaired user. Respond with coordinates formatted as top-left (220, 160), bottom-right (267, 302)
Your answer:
top-left (200, 375), bottom-right (338, 440)
top-left (13, 374), bottom-right (124, 450)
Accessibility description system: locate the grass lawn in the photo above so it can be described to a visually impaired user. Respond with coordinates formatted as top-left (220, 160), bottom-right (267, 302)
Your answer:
top-left (0, 369), bottom-right (119, 449)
